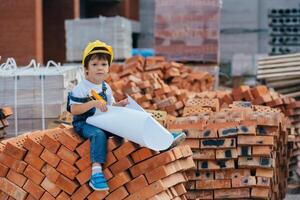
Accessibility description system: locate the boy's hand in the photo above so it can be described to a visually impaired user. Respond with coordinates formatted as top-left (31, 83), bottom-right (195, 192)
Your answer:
top-left (91, 100), bottom-right (108, 112)
top-left (114, 98), bottom-right (129, 107)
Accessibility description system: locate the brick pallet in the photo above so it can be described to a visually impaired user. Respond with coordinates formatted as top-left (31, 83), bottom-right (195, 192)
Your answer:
top-left (0, 107), bottom-right (13, 140)
top-left (167, 99), bottom-right (289, 199)
top-left (154, 0), bottom-right (221, 63)
top-left (0, 125), bottom-right (195, 200)
top-left (191, 86), bottom-right (300, 185)
top-left (107, 55), bottom-right (214, 117)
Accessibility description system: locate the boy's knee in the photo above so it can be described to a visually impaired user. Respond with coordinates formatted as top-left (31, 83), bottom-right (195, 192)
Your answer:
top-left (91, 128), bottom-right (107, 138)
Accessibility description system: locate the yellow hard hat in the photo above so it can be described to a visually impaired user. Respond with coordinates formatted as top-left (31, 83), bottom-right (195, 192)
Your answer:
top-left (82, 40), bottom-right (114, 66)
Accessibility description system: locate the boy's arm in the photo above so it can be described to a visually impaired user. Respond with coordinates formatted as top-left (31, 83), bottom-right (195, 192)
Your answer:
top-left (70, 100), bottom-right (107, 115)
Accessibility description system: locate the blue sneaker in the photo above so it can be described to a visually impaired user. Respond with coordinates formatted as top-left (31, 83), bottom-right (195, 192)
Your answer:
top-left (167, 131), bottom-right (186, 149)
top-left (89, 173), bottom-right (109, 191)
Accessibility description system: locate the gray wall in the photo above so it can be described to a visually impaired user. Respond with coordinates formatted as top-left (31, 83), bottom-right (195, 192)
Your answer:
top-left (138, 0), bottom-right (300, 63)
top-left (138, 0), bottom-right (155, 48)
top-left (221, 0), bottom-right (300, 63)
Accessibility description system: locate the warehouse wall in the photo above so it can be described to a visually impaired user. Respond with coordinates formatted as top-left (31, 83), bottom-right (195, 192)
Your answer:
top-left (43, 0), bottom-right (80, 64)
top-left (0, 0), bottom-right (43, 65)
top-left (0, 0), bottom-right (79, 65)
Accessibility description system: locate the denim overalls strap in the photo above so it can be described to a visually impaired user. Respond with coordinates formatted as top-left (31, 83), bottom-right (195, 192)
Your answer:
top-left (67, 81), bottom-right (108, 133)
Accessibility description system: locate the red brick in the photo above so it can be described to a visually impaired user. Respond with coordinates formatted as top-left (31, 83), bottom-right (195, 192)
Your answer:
top-left (196, 179), bottom-right (231, 190)
top-left (24, 151), bottom-right (45, 170)
top-left (0, 162), bottom-right (9, 177)
top-left (130, 148), bottom-right (157, 163)
top-left (40, 177), bottom-right (61, 197)
top-left (174, 183), bottom-right (186, 196)
top-left (55, 174), bottom-right (79, 195)
top-left (23, 131), bottom-right (44, 156)
top-left (40, 131), bottom-right (61, 154)
top-left (125, 175), bottom-right (148, 194)
top-left (40, 148), bottom-right (61, 168)
top-left (26, 194), bottom-right (39, 200)
top-left (56, 191), bottom-right (71, 200)
top-left (0, 191), bottom-right (9, 200)
top-left (23, 165), bottom-right (45, 185)
top-left (57, 145), bottom-right (79, 165)
top-left (76, 166), bottom-right (91, 185)
top-left (0, 178), bottom-right (27, 200)
top-left (75, 140), bottom-right (90, 158)
top-left (161, 172), bottom-right (187, 188)
top-left (181, 138), bottom-right (200, 149)
top-left (178, 157), bottom-right (195, 170)
top-left (1, 107), bottom-right (13, 117)
top-left (215, 188), bottom-right (250, 199)
top-left (6, 169), bottom-right (27, 187)
top-left (109, 156), bottom-right (134, 175)
top-left (130, 151), bottom-right (176, 178)
top-left (107, 137), bottom-right (122, 151)
top-left (70, 184), bottom-right (92, 200)
top-left (0, 152), bottom-right (27, 173)
top-left (41, 164), bottom-right (61, 183)
top-left (103, 168), bottom-right (113, 180)
top-left (23, 179), bottom-right (45, 199)
top-left (58, 128), bottom-right (82, 151)
top-left (25, 194), bottom-right (36, 200)
top-left (108, 171), bottom-right (131, 192)
top-left (40, 192), bottom-right (55, 200)
top-left (87, 191), bottom-right (109, 200)
top-left (57, 160), bottom-right (79, 180)
top-left (106, 186), bottom-right (129, 200)
top-left (113, 141), bottom-right (139, 160)
top-left (171, 146), bottom-right (184, 159)
top-left (104, 151), bottom-right (117, 168)
top-left (75, 155), bottom-right (91, 171)
top-left (125, 181), bottom-right (165, 200)
top-left (145, 161), bottom-right (180, 184)
top-left (3, 140), bottom-right (27, 160)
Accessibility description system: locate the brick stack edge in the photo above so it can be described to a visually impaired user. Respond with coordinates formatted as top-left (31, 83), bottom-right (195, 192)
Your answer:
top-left (0, 124), bottom-right (195, 200)
top-left (0, 107), bottom-right (13, 139)
top-left (168, 98), bottom-right (289, 200)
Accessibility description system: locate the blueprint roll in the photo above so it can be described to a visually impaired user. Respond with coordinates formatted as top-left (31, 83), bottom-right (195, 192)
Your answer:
top-left (86, 106), bottom-right (174, 151)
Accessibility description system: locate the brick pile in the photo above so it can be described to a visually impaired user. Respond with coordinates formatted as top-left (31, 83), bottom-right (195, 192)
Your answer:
top-left (107, 55), bottom-right (214, 116)
top-left (0, 125), bottom-right (195, 200)
top-left (0, 107), bottom-right (13, 139)
top-left (167, 99), bottom-right (289, 199)
top-left (193, 85), bottom-right (300, 185)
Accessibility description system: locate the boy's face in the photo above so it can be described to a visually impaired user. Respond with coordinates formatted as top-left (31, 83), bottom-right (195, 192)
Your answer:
top-left (86, 57), bottom-right (109, 84)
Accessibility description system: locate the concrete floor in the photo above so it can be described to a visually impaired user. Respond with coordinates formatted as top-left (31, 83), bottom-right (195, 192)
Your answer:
top-left (285, 194), bottom-right (300, 200)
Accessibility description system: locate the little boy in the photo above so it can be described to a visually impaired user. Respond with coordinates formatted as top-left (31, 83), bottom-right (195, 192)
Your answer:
top-left (68, 40), bottom-right (186, 191)
top-left (67, 40), bottom-right (128, 191)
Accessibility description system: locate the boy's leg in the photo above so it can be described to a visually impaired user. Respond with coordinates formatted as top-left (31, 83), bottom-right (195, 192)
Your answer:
top-left (81, 123), bottom-right (109, 191)
top-left (82, 123), bottom-right (108, 164)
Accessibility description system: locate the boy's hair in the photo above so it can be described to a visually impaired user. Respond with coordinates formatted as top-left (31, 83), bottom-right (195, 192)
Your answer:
top-left (84, 47), bottom-right (111, 69)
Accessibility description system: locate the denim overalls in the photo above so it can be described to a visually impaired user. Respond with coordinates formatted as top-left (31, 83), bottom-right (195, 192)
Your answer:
top-left (67, 81), bottom-right (112, 164)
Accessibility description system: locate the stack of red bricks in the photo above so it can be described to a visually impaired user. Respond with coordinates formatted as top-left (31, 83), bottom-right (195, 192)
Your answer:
top-left (107, 55), bottom-right (214, 117)
top-left (167, 99), bottom-right (289, 199)
top-left (0, 125), bottom-right (195, 200)
top-left (0, 107), bottom-right (13, 139)
top-left (154, 0), bottom-right (221, 63)
top-left (195, 85), bottom-right (300, 185)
